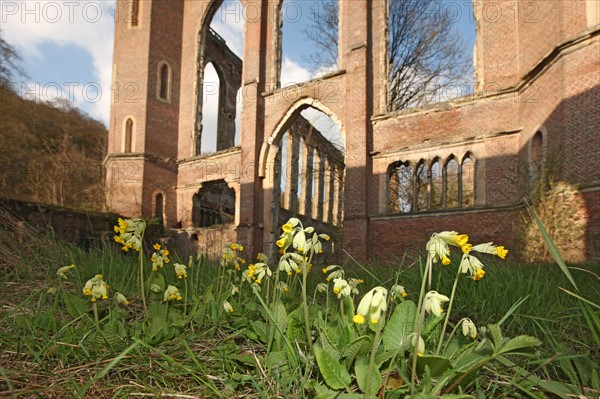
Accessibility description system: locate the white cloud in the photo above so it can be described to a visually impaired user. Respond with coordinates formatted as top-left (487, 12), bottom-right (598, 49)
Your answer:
top-left (210, 0), bottom-right (245, 58)
top-left (1, 0), bottom-right (115, 123)
top-left (280, 56), bottom-right (311, 87)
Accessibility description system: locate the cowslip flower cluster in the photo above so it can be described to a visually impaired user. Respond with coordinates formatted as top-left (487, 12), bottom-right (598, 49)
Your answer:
top-left (115, 292), bottom-right (129, 306)
top-left (223, 300), bottom-right (234, 313)
top-left (244, 262), bottom-right (272, 284)
top-left (459, 242), bottom-right (509, 281)
top-left (424, 291), bottom-right (450, 317)
top-left (275, 217), bottom-right (329, 256)
top-left (390, 284), bottom-right (408, 299)
top-left (426, 231), bottom-right (470, 265)
top-left (57, 264), bottom-right (75, 279)
top-left (353, 286), bottom-right (388, 325)
top-left (113, 218), bottom-right (146, 251)
top-left (221, 242), bottom-right (246, 271)
top-left (83, 274), bottom-right (109, 302)
top-left (462, 318), bottom-right (477, 339)
top-left (278, 252), bottom-right (303, 276)
top-left (163, 285), bottom-right (182, 302)
top-left (332, 278), bottom-right (351, 299)
top-left (173, 263), bottom-right (187, 279)
top-left (151, 243), bottom-right (170, 271)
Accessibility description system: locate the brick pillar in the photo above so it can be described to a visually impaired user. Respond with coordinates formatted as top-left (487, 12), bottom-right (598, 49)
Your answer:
top-left (312, 151), bottom-right (324, 221)
top-left (299, 142), bottom-right (313, 215)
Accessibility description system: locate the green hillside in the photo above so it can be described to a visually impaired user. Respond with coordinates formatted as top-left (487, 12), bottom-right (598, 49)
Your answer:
top-left (0, 83), bottom-right (107, 211)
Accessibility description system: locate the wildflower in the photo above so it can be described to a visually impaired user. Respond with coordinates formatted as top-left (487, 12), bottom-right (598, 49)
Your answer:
top-left (115, 292), bottom-right (129, 306)
top-left (252, 262), bottom-right (272, 284)
top-left (391, 284), bottom-right (408, 298)
top-left (347, 278), bottom-right (363, 296)
top-left (462, 318), bottom-right (477, 339)
top-left (473, 267), bottom-right (485, 281)
top-left (57, 264), bottom-right (75, 279)
top-left (163, 285), bottom-right (183, 302)
top-left (47, 287), bottom-right (57, 295)
top-left (277, 281), bottom-right (289, 292)
top-left (282, 223), bottom-right (293, 233)
top-left (437, 231), bottom-right (469, 248)
top-left (426, 236), bottom-right (451, 265)
top-left (332, 278), bottom-right (351, 299)
top-left (412, 334), bottom-right (425, 357)
top-left (319, 233), bottom-right (330, 241)
top-left (231, 286), bottom-right (239, 295)
top-left (316, 283), bottom-right (328, 293)
top-left (150, 284), bottom-right (161, 293)
top-left (353, 286), bottom-right (388, 325)
top-left (113, 218), bottom-right (146, 251)
top-left (83, 275), bottom-right (109, 302)
top-left (151, 245), bottom-right (170, 271)
top-left (324, 265), bottom-right (344, 282)
top-left (424, 291), bottom-right (450, 317)
top-left (173, 263), bottom-right (187, 279)
top-left (153, 243), bottom-right (161, 251)
top-left (459, 254), bottom-right (486, 281)
top-left (223, 300), bottom-right (234, 313)
top-left (471, 242), bottom-right (508, 259)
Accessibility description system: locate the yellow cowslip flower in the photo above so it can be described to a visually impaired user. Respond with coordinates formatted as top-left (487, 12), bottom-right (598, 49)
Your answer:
top-left (412, 335), bottom-right (425, 357)
top-left (426, 236), bottom-right (451, 265)
top-left (391, 284), bottom-right (407, 298)
top-left (424, 291), bottom-right (450, 317)
top-left (153, 243), bottom-right (161, 251)
top-left (282, 223), bottom-right (293, 233)
top-left (113, 218), bottom-right (145, 251)
top-left (163, 285), bottom-right (182, 302)
top-left (223, 300), bottom-right (234, 313)
top-left (316, 283), bottom-right (328, 293)
top-left (473, 267), bottom-right (485, 281)
top-left (332, 278), bottom-right (351, 299)
top-left (462, 318), bottom-right (477, 339)
top-left (174, 263), bottom-right (187, 279)
top-left (437, 231), bottom-right (469, 248)
top-left (83, 275), bottom-right (109, 302)
top-left (461, 243), bottom-right (473, 253)
top-left (459, 254), bottom-right (486, 281)
top-left (57, 264), bottom-right (75, 279)
top-left (471, 242), bottom-right (508, 259)
top-left (319, 233), bottom-right (330, 241)
top-left (115, 292), bottom-right (129, 306)
top-left (150, 284), bottom-right (161, 293)
top-left (353, 286), bottom-right (388, 325)
top-left (231, 286), bottom-right (239, 295)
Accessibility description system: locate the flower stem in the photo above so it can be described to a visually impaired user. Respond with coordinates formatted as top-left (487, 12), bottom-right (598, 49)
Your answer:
top-left (410, 254), bottom-right (431, 393)
top-left (138, 247), bottom-right (147, 314)
top-left (435, 264), bottom-right (462, 355)
top-left (92, 301), bottom-right (100, 331)
top-left (302, 252), bottom-right (314, 354)
top-left (366, 321), bottom-right (382, 396)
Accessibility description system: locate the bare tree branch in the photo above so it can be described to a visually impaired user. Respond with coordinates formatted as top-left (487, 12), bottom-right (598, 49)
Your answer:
top-left (303, 0), bottom-right (471, 111)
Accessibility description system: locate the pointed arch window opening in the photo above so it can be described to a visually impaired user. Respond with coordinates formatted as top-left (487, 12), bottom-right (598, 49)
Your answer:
top-left (195, 0), bottom-right (244, 156)
top-left (278, 0), bottom-right (340, 88)
top-left (273, 107), bottom-right (344, 226)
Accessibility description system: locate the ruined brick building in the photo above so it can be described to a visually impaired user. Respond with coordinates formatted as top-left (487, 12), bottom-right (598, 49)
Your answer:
top-left (104, 0), bottom-right (600, 262)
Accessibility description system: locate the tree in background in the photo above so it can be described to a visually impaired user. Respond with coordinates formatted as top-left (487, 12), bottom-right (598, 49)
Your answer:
top-left (0, 35), bottom-right (107, 211)
top-left (0, 31), bottom-right (28, 87)
top-left (303, 0), bottom-right (471, 111)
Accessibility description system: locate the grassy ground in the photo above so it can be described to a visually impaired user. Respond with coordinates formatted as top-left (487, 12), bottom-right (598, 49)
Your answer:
top-left (1, 215), bottom-right (599, 398)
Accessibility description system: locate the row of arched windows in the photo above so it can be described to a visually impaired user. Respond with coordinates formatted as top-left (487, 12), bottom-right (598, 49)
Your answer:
top-left (388, 154), bottom-right (475, 213)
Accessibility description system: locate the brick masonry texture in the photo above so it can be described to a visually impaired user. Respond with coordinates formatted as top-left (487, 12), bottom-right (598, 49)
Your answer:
top-left (105, 0), bottom-right (600, 262)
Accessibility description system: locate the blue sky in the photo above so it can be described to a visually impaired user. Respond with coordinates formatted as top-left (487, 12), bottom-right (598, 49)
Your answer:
top-left (1, 0), bottom-right (475, 130)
